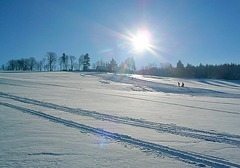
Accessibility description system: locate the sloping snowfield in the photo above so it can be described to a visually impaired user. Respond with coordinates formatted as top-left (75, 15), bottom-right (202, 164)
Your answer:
top-left (0, 71), bottom-right (239, 167)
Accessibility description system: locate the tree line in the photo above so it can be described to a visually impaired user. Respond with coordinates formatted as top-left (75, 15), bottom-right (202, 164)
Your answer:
top-left (1, 52), bottom-right (239, 80)
top-left (2, 52), bottom-right (90, 72)
top-left (1, 52), bottom-right (136, 74)
top-left (92, 57), bottom-right (136, 74)
top-left (137, 60), bottom-right (240, 80)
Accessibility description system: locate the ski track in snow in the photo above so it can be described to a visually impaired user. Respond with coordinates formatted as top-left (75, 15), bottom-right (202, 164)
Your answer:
top-left (94, 92), bottom-right (240, 115)
top-left (0, 78), bottom-right (239, 115)
top-left (1, 101), bottom-right (239, 168)
top-left (0, 92), bottom-right (239, 147)
top-left (27, 152), bottom-right (79, 156)
top-left (1, 74), bottom-right (240, 105)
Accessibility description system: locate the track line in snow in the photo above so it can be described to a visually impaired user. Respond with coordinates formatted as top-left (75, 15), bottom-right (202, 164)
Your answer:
top-left (0, 77), bottom-right (69, 88)
top-left (142, 94), bottom-right (239, 106)
top-left (0, 79), bottom-right (239, 115)
top-left (92, 91), bottom-right (240, 115)
top-left (1, 101), bottom-right (239, 168)
top-left (1, 76), bottom-right (239, 106)
top-left (28, 152), bottom-right (79, 156)
top-left (0, 92), bottom-right (239, 147)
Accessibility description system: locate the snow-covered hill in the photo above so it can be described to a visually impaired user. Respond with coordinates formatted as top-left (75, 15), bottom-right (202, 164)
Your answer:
top-left (0, 71), bottom-right (239, 167)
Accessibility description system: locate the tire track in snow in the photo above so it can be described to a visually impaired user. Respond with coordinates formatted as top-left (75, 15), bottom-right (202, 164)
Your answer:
top-left (0, 101), bottom-right (239, 168)
top-left (0, 92), bottom-right (239, 147)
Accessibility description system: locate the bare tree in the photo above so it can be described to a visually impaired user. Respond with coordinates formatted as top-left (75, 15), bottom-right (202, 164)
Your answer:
top-left (23, 58), bottom-right (30, 71)
top-left (36, 59), bottom-right (44, 71)
top-left (17, 60), bottom-right (22, 70)
top-left (74, 62), bottom-right (78, 71)
top-left (36, 61), bottom-right (40, 71)
top-left (46, 52), bottom-right (57, 71)
top-left (96, 59), bottom-right (106, 67)
top-left (78, 55), bottom-right (84, 71)
top-left (18, 59), bottom-right (24, 70)
top-left (41, 58), bottom-right (47, 71)
top-left (64, 55), bottom-right (69, 70)
top-left (7, 60), bottom-right (15, 70)
top-left (39, 59), bottom-right (44, 71)
top-left (92, 63), bottom-right (97, 70)
top-left (28, 57), bottom-right (36, 71)
top-left (69, 55), bottom-right (76, 71)
top-left (123, 57), bottom-right (136, 73)
top-left (58, 57), bottom-right (63, 71)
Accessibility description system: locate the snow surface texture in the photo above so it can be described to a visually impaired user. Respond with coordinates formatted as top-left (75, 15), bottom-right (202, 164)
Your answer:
top-left (0, 71), bottom-right (239, 167)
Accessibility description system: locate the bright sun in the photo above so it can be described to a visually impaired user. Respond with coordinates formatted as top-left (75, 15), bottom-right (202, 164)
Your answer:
top-left (132, 30), bottom-right (152, 52)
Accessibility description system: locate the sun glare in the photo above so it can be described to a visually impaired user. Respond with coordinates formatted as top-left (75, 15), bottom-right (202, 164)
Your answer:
top-left (121, 28), bottom-right (165, 60)
top-left (132, 30), bottom-right (152, 52)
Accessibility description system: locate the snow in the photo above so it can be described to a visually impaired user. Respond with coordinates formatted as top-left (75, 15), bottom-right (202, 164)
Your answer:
top-left (0, 71), bottom-right (239, 167)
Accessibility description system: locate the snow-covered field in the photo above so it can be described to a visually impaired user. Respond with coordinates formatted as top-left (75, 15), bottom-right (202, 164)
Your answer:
top-left (0, 71), bottom-right (239, 167)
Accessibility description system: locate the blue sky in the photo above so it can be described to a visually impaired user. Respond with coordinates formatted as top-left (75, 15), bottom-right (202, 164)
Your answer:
top-left (1, 0), bottom-right (240, 69)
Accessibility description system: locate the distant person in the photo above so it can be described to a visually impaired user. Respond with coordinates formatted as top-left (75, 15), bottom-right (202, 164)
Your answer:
top-left (181, 82), bottom-right (184, 87)
top-left (178, 82), bottom-right (180, 87)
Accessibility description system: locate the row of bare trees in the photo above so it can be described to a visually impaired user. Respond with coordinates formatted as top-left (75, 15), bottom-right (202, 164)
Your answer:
top-left (2, 52), bottom-right (90, 71)
top-left (3, 52), bottom-right (239, 80)
top-left (3, 57), bottom-right (40, 71)
top-left (92, 57), bottom-right (136, 73)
